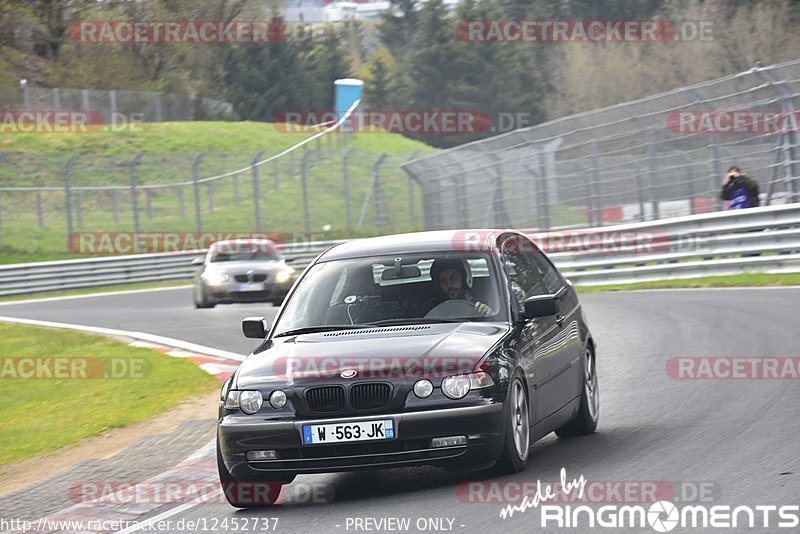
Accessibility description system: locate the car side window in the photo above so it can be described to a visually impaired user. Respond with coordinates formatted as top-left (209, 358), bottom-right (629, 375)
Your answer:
top-left (500, 236), bottom-right (548, 308)
top-left (522, 241), bottom-right (563, 294)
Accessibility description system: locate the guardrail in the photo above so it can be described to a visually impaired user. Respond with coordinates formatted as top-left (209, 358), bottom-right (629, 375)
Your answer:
top-left (0, 240), bottom-right (341, 297)
top-left (1, 204), bottom-right (799, 297)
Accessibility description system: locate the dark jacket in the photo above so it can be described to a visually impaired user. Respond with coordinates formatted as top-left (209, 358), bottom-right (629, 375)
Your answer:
top-left (721, 174), bottom-right (760, 209)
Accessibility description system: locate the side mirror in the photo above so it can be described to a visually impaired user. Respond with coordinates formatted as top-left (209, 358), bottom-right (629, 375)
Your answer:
top-left (242, 317), bottom-right (270, 339)
top-left (191, 257), bottom-right (204, 266)
top-left (522, 294), bottom-right (558, 320)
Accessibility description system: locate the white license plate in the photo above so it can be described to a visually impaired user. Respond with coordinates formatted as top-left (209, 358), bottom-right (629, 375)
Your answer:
top-left (237, 282), bottom-right (263, 292)
top-left (302, 419), bottom-right (395, 445)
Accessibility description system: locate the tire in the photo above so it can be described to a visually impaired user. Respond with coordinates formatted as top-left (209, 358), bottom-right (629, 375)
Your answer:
top-left (490, 375), bottom-right (530, 474)
top-left (217, 441), bottom-right (281, 508)
top-left (193, 283), bottom-right (215, 309)
top-left (556, 344), bottom-right (599, 438)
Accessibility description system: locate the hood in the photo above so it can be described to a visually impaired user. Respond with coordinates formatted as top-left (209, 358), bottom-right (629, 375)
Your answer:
top-left (235, 322), bottom-right (509, 389)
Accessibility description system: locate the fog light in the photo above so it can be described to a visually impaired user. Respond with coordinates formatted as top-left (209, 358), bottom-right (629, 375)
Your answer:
top-left (269, 390), bottom-right (287, 409)
top-left (413, 379), bottom-right (433, 398)
top-left (246, 450), bottom-right (277, 461)
top-left (431, 436), bottom-right (467, 448)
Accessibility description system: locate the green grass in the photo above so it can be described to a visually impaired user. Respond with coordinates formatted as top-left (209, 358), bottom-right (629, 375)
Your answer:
top-left (575, 272), bottom-right (800, 293)
top-left (0, 122), bottom-right (438, 263)
top-left (0, 322), bottom-right (219, 465)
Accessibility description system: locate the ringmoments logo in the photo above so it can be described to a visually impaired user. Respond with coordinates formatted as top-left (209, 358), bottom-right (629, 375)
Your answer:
top-left (497, 468), bottom-right (800, 531)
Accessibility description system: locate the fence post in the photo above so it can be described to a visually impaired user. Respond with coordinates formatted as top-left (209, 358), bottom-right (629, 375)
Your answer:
top-left (62, 155), bottom-right (78, 240)
top-left (251, 150), bottom-right (265, 232)
top-left (342, 148), bottom-right (354, 230)
top-left (289, 150), bottom-right (295, 181)
top-left (587, 139), bottom-right (603, 227)
top-left (404, 151), bottom-right (420, 228)
top-left (155, 93), bottom-right (163, 122)
top-left (272, 158), bottom-right (279, 188)
top-left (129, 152), bottom-right (143, 234)
top-left (111, 189), bottom-right (119, 223)
top-left (634, 172), bottom-right (647, 222)
top-left (753, 65), bottom-right (800, 203)
top-left (81, 89), bottom-right (90, 111)
top-left (373, 154), bottom-right (389, 233)
top-left (709, 134), bottom-right (724, 211)
top-left (526, 162), bottom-right (549, 231)
top-left (110, 90), bottom-right (118, 116)
top-left (145, 188), bottom-right (153, 220)
top-left (192, 153), bottom-right (205, 233)
top-left (403, 166), bottom-right (428, 230)
top-left (645, 130), bottom-right (660, 220)
top-left (488, 155), bottom-right (512, 228)
top-left (206, 182), bottom-right (214, 213)
top-left (233, 173), bottom-right (240, 203)
top-left (74, 190), bottom-right (83, 227)
top-left (22, 82), bottom-right (30, 110)
top-left (52, 88), bottom-right (61, 110)
top-left (178, 186), bottom-right (185, 218)
top-left (301, 150), bottom-right (312, 234)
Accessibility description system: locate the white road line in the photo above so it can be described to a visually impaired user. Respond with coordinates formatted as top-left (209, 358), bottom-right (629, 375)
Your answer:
top-left (0, 285), bottom-right (191, 306)
top-left (0, 315), bottom-right (245, 361)
top-left (112, 489), bottom-right (223, 534)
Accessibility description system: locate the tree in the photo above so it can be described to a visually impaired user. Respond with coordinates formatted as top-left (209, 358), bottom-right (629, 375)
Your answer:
top-left (365, 56), bottom-right (390, 109)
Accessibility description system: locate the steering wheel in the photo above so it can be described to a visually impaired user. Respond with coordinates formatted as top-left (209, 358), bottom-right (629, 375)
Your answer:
top-left (425, 299), bottom-right (482, 319)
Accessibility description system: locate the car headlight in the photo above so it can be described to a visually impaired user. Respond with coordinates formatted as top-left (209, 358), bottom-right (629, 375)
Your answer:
top-left (203, 270), bottom-right (229, 285)
top-left (441, 372), bottom-right (494, 399)
top-left (269, 390), bottom-right (287, 409)
top-left (224, 390), bottom-right (263, 414)
top-left (274, 270), bottom-right (293, 284)
top-left (413, 379), bottom-right (433, 398)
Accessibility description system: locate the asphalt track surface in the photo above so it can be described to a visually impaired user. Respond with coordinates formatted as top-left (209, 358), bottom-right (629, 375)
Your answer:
top-left (2, 286), bottom-right (799, 533)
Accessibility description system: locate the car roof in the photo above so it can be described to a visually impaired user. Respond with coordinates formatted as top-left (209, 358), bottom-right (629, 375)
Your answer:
top-left (318, 230), bottom-right (524, 262)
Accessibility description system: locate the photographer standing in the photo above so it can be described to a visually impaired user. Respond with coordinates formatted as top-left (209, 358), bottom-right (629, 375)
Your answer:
top-left (720, 166), bottom-right (760, 210)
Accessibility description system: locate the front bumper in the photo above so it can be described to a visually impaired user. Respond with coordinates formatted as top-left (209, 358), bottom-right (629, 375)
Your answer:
top-left (207, 282), bottom-right (290, 303)
top-left (218, 403), bottom-right (505, 480)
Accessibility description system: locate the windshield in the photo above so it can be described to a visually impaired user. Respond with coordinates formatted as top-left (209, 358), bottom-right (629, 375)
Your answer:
top-left (210, 250), bottom-right (280, 262)
top-left (209, 242), bottom-right (280, 263)
top-left (272, 252), bottom-right (506, 336)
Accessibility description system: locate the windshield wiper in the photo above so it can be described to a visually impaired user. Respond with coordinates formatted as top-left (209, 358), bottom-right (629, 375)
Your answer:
top-left (273, 325), bottom-right (372, 338)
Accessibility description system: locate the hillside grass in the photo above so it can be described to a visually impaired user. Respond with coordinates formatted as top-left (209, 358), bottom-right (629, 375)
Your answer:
top-left (0, 121), bottom-right (588, 264)
top-left (0, 322), bottom-right (218, 464)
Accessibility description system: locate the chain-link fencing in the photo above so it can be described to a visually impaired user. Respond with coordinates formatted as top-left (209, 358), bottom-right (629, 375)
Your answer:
top-left (403, 60), bottom-right (800, 231)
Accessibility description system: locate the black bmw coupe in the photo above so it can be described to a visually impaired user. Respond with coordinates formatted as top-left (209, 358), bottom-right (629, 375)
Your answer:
top-left (217, 230), bottom-right (599, 507)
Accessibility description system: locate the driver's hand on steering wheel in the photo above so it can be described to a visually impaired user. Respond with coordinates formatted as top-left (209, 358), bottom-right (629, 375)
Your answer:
top-left (474, 301), bottom-right (492, 317)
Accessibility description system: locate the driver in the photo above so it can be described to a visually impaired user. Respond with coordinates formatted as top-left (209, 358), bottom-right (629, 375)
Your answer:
top-left (427, 258), bottom-right (493, 317)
